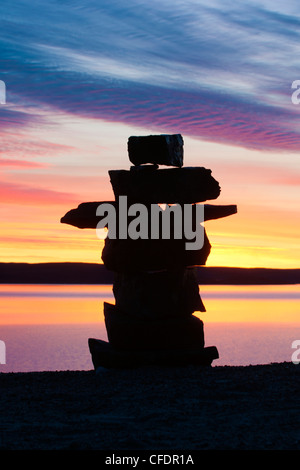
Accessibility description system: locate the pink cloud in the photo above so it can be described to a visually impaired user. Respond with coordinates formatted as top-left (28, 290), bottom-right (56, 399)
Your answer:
top-left (213, 161), bottom-right (300, 187)
top-left (0, 180), bottom-right (77, 205)
top-left (0, 159), bottom-right (48, 168)
top-left (270, 174), bottom-right (300, 186)
top-left (0, 132), bottom-right (76, 157)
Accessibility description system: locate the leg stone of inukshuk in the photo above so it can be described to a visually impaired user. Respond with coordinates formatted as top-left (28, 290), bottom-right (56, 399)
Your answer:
top-left (103, 267), bottom-right (205, 351)
top-left (112, 268), bottom-right (205, 320)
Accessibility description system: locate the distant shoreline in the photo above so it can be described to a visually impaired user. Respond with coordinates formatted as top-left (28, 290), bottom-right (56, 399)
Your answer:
top-left (0, 262), bottom-right (299, 285)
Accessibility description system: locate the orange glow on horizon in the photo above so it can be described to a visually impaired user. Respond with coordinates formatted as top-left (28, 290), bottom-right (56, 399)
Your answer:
top-left (0, 125), bottom-right (299, 269)
top-left (1, 199), bottom-right (299, 268)
top-left (198, 285), bottom-right (300, 323)
top-left (0, 285), bottom-right (113, 325)
top-left (0, 284), bottom-right (298, 325)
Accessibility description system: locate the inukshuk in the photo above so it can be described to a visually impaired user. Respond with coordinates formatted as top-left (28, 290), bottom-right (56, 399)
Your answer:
top-left (61, 134), bottom-right (237, 368)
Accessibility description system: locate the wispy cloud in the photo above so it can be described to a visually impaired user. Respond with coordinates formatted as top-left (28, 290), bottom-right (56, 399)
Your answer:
top-left (1, 0), bottom-right (300, 152)
top-left (0, 133), bottom-right (75, 158)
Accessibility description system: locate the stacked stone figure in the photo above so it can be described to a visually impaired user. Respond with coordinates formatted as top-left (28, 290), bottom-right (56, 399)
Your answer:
top-left (61, 134), bottom-right (237, 368)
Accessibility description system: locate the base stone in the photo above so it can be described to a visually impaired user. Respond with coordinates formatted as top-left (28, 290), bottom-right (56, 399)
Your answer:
top-left (88, 338), bottom-right (219, 369)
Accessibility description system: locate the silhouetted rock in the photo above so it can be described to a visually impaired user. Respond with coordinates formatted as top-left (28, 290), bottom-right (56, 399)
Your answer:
top-left (103, 302), bottom-right (205, 351)
top-left (203, 204), bottom-right (237, 220)
top-left (60, 201), bottom-right (116, 229)
top-left (109, 167), bottom-right (221, 204)
top-left (88, 337), bottom-right (218, 368)
top-left (128, 134), bottom-right (184, 167)
top-left (101, 229), bottom-right (211, 271)
top-left (113, 268), bottom-right (206, 320)
top-left (59, 133), bottom-right (229, 367)
top-left (61, 202), bottom-right (236, 230)
top-left (130, 164), bottom-right (158, 171)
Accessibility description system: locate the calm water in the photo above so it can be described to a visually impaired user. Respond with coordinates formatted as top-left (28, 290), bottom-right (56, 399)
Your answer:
top-left (0, 284), bottom-right (299, 372)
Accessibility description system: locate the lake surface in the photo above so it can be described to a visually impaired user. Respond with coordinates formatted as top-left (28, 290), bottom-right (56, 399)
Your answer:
top-left (0, 284), bottom-right (299, 372)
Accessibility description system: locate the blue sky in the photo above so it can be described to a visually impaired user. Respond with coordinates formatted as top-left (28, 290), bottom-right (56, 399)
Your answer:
top-left (1, 0), bottom-right (300, 150)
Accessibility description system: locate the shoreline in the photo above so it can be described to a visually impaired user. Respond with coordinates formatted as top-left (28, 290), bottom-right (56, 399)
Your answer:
top-left (1, 361), bottom-right (299, 450)
top-left (0, 263), bottom-right (299, 285)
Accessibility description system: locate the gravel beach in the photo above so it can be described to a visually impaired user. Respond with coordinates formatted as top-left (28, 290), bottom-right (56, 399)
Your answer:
top-left (0, 362), bottom-right (299, 451)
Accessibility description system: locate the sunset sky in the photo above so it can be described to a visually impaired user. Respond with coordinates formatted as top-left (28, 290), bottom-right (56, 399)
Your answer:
top-left (1, 0), bottom-right (299, 269)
